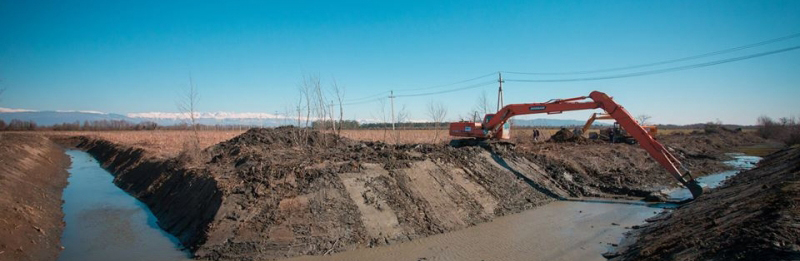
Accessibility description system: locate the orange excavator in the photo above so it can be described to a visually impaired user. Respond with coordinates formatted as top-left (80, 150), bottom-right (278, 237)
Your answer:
top-left (449, 91), bottom-right (704, 199)
top-left (581, 113), bottom-right (658, 143)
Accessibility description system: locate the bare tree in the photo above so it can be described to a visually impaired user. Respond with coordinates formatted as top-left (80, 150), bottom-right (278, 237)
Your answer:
top-left (372, 98), bottom-right (389, 142)
top-left (298, 75), bottom-right (314, 129)
top-left (426, 101), bottom-right (448, 143)
top-left (395, 104), bottom-right (409, 144)
top-left (177, 76), bottom-right (201, 153)
top-left (636, 114), bottom-right (652, 125)
top-left (331, 79), bottom-right (345, 137)
top-left (475, 91), bottom-right (491, 115)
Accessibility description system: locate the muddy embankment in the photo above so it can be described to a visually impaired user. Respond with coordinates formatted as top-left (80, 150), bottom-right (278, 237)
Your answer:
top-left (0, 134), bottom-right (70, 261)
top-left (67, 127), bottom-right (766, 260)
top-left (510, 128), bottom-right (768, 198)
top-left (614, 146), bottom-right (800, 261)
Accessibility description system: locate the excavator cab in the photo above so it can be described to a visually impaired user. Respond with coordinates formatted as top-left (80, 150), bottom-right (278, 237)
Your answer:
top-left (483, 114), bottom-right (510, 140)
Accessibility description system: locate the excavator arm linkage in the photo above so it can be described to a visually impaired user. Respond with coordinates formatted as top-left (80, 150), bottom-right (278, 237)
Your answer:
top-left (462, 91), bottom-right (704, 199)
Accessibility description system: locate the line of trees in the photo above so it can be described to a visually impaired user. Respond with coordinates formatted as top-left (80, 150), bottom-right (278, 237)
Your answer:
top-left (50, 120), bottom-right (158, 131)
top-left (0, 119), bottom-right (37, 131)
top-left (757, 116), bottom-right (800, 145)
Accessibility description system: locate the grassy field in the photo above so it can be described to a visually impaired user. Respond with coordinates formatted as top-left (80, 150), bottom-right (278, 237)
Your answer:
top-left (44, 130), bottom-right (246, 157)
top-left (37, 127), bottom-right (704, 157)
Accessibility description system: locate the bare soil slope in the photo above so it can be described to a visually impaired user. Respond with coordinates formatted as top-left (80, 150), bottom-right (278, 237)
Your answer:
top-left (616, 146), bottom-right (800, 261)
top-left (512, 130), bottom-right (767, 198)
top-left (0, 134), bottom-right (69, 261)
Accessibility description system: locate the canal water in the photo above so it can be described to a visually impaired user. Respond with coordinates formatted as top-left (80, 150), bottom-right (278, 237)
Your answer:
top-left (666, 153), bottom-right (762, 201)
top-left (57, 150), bottom-right (190, 261)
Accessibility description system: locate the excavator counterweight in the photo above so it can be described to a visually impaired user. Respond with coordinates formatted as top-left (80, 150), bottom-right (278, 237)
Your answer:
top-left (449, 91), bottom-right (704, 199)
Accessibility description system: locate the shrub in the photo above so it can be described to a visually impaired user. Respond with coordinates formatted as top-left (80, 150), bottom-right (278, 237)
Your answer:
top-left (757, 116), bottom-right (800, 146)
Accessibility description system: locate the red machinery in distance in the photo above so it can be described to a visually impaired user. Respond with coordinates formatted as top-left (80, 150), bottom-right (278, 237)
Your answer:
top-left (448, 91), bottom-right (704, 199)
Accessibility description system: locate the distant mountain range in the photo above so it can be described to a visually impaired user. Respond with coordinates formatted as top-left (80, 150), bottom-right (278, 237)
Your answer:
top-left (0, 110), bottom-right (133, 126)
top-left (0, 108), bottom-right (611, 127)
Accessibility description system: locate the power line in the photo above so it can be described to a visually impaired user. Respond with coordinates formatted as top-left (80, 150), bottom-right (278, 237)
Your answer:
top-left (340, 97), bottom-right (385, 106)
top-left (505, 45), bottom-right (800, 83)
top-left (395, 72), bottom-right (496, 92)
top-left (341, 91), bottom-right (390, 103)
top-left (340, 80), bottom-right (497, 107)
top-left (394, 80), bottom-right (497, 98)
top-left (503, 32), bottom-right (800, 75)
top-left (342, 72), bottom-right (495, 102)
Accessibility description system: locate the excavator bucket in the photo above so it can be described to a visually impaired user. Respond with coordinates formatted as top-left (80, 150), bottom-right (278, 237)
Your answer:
top-left (687, 180), bottom-right (705, 199)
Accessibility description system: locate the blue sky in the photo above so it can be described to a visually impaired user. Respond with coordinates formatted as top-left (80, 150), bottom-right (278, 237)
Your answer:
top-left (1, 0), bottom-right (798, 124)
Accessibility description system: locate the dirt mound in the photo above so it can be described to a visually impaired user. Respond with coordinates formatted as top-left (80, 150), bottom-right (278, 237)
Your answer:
top-left (221, 126), bottom-right (345, 149)
top-left (549, 128), bottom-right (586, 143)
top-left (614, 147), bottom-right (800, 261)
top-left (661, 130), bottom-right (767, 159)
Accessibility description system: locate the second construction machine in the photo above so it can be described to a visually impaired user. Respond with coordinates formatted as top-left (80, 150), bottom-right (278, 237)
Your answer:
top-left (581, 113), bottom-right (658, 143)
top-left (449, 91), bottom-right (704, 199)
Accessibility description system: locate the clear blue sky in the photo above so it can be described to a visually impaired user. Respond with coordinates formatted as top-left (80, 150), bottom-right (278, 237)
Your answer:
top-left (1, 0), bottom-right (798, 124)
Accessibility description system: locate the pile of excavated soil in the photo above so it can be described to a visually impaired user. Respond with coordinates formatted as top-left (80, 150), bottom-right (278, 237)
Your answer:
top-left (548, 128), bottom-right (587, 143)
top-left (68, 127), bottom-right (770, 260)
top-left (0, 134), bottom-right (69, 261)
top-left (192, 127), bottom-right (575, 260)
top-left (614, 146), bottom-right (800, 261)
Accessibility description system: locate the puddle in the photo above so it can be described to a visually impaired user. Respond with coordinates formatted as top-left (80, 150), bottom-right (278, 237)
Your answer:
top-left (58, 150), bottom-right (191, 261)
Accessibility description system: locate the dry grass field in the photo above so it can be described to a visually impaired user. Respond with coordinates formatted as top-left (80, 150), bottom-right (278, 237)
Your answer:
top-left (37, 127), bottom-right (704, 157)
top-left (44, 130), bottom-right (246, 157)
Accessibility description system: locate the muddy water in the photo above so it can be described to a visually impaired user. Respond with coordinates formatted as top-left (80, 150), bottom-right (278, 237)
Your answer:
top-left (58, 150), bottom-right (190, 261)
top-left (289, 201), bottom-right (655, 261)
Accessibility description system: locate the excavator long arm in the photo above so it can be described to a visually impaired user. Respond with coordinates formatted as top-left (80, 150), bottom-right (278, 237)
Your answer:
top-left (479, 91), bottom-right (704, 198)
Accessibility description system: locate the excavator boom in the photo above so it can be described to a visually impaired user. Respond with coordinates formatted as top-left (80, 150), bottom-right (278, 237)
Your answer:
top-left (449, 91), bottom-right (703, 199)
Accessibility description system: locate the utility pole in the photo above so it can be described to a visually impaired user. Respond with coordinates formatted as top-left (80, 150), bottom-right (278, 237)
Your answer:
top-left (390, 90), bottom-right (396, 131)
top-left (497, 72), bottom-right (504, 111)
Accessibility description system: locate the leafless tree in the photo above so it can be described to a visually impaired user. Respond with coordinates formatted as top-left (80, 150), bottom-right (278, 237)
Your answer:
top-left (177, 76), bottom-right (201, 154)
top-left (372, 98), bottom-right (389, 142)
top-left (331, 79), bottom-right (345, 137)
top-left (426, 101), bottom-right (448, 143)
top-left (476, 91), bottom-right (491, 115)
top-left (636, 114), bottom-right (652, 125)
top-left (395, 104), bottom-right (409, 144)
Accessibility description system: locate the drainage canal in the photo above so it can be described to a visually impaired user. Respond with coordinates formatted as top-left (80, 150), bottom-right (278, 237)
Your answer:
top-left (58, 150), bottom-right (190, 261)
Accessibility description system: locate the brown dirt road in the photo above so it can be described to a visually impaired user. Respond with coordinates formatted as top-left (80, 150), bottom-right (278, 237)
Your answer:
top-left (0, 133), bottom-right (69, 261)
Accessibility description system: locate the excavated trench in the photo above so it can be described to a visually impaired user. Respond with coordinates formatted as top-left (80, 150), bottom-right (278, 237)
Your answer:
top-left (59, 127), bottom-right (768, 260)
top-left (57, 149), bottom-right (191, 261)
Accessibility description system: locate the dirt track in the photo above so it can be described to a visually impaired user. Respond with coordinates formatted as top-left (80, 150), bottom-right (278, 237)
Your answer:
top-left (0, 134), bottom-right (69, 261)
top-left (614, 146), bottom-right (800, 261)
top-left (59, 126), bottom-right (770, 260)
